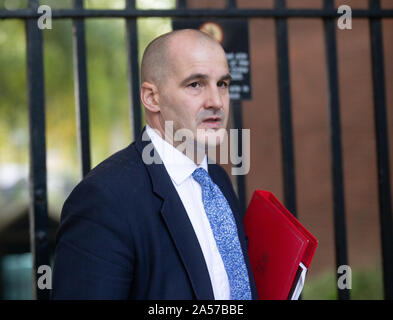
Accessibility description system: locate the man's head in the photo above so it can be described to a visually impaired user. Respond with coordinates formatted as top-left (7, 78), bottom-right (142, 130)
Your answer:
top-left (140, 29), bottom-right (231, 152)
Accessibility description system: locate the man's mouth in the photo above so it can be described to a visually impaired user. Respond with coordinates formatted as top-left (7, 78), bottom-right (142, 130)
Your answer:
top-left (201, 116), bottom-right (222, 129)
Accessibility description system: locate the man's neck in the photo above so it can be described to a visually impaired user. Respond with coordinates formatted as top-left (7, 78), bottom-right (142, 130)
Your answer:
top-left (146, 124), bottom-right (207, 165)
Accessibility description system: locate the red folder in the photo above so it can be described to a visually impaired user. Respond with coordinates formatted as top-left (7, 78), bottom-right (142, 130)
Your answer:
top-left (244, 190), bottom-right (318, 300)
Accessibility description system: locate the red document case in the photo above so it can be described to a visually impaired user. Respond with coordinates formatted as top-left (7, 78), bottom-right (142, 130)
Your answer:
top-left (244, 190), bottom-right (318, 300)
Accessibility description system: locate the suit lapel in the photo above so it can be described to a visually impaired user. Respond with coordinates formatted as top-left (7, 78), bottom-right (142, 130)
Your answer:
top-left (134, 127), bottom-right (215, 300)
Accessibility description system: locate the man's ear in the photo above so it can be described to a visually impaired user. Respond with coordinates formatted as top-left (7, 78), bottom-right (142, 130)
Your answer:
top-left (140, 81), bottom-right (160, 113)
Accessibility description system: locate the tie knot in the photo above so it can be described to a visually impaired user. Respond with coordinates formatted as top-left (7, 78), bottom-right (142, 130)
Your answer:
top-left (192, 167), bottom-right (211, 188)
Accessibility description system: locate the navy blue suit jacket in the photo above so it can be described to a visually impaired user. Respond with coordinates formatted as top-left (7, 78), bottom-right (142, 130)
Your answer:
top-left (52, 128), bottom-right (258, 299)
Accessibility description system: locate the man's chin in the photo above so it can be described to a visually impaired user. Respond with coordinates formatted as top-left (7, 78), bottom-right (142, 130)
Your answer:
top-left (196, 128), bottom-right (227, 148)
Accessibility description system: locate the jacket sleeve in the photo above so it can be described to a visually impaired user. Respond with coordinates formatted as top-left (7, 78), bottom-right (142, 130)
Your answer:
top-left (51, 180), bottom-right (135, 299)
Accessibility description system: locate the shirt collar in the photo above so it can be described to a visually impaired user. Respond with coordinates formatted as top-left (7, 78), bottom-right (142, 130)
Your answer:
top-left (145, 124), bottom-right (208, 186)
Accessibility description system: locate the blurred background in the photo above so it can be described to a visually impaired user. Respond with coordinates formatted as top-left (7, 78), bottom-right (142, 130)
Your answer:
top-left (0, 0), bottom-right (392, 299)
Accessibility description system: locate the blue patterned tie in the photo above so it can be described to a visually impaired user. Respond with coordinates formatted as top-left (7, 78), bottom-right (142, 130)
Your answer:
top-left (192, 167), bottom-right (251, 300)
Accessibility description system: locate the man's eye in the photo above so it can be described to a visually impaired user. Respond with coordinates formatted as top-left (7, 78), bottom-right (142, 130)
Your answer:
top-left (188, 82), bottom-right (200, 88)
top-left (218, 81), bottom-right (229, 88)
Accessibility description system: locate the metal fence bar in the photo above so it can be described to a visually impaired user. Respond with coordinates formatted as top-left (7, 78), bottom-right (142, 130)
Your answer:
top-left (2, 8), bottom-right (393, 19)
top-left (72, 0), bottom-right (91, 177)
top-left (274, 0), bottom-right (297, 218)
top-left (125, 0), bottom-right (142, 140)
top-left (231, 101), bottom-right (247, 215)
top-left (25, 0), bottom-right (50, 301)
top-left (227, 0), bottom-right (237, 10)
top-left (323, 0), bottom-right (350, 301)
top-left (177, 0), bottom-right (186, 9)
top-left (369, 0), bottom-right (393, 301)
top-left (226, 0), bottom-right (247, 215)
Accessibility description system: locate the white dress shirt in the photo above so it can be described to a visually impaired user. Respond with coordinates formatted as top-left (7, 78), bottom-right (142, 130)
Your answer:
top-left (146, 124), bottom-right (231, 300)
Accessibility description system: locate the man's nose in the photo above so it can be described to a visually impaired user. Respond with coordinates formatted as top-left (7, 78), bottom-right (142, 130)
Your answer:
top-left (205, 85), bottom-right (224, 110)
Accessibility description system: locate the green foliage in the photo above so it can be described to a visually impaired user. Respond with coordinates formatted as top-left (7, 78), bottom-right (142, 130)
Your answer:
top-left (302, 266), bottom-right (384, 300)
top-left (0, 20), bottom-right (28, 164)
top-left (0, 0), bottom-right (175, 210)
top-left (0, 0), bottom-right (174, 171)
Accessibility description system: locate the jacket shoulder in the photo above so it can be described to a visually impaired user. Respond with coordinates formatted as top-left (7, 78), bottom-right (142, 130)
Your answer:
top-left (64, 143), bottom-right (152, 213)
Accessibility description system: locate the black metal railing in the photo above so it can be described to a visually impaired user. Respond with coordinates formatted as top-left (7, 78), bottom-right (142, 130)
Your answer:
top-left (0, 0), bottom-right (392, 300)
top-left (322, 0), bottom-right (349, 301)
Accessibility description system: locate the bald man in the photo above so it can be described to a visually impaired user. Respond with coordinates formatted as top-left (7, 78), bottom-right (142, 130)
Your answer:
top-left (52, 29), bottom-right (258, 300)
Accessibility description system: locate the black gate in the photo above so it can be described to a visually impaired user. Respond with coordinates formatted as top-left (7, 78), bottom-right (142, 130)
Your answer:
top-left (0, 0), bottom-right (392, 300)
